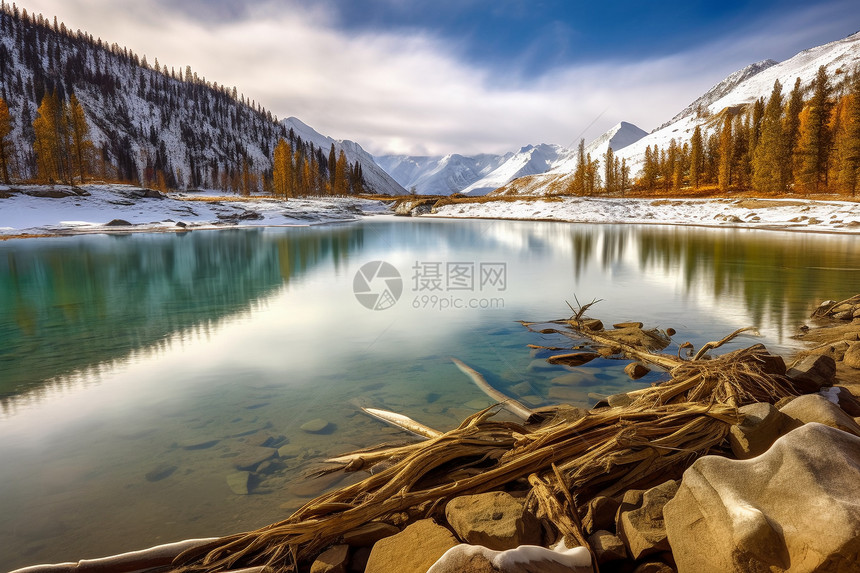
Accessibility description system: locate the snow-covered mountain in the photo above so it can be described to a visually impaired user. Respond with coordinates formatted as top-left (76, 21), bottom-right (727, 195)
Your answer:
top-left (376, 124), bottom-right (647, 196)
top-left (374, 153), bottom-right (512, 195)
top-left (615, 30), bottom-right (860, 174)
top-left (0, 7), bottom-right (401, 195)
top-left (547, 122), bottom-right (648, 175)
top-left (655, 59), bottom-right (779, 131)
top-left (283, 118), bottom-right (404, 195)
top-left (498, 30), bottom-right (860, 195)
top-left (462, 144), bottom-right (570, 195)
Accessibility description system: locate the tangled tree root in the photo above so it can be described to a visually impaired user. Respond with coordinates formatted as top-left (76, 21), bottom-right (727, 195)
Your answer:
top-left (168, 304), bottom-right (807, 573)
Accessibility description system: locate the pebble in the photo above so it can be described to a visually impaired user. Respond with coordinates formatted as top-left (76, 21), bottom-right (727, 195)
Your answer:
top-left (301, 419), bottom-right (333, 434)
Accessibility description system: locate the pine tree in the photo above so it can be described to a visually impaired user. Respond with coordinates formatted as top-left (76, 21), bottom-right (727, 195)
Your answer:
top-left (620, 158), bottom-right (630, 196)
top-left (749, 97), bottom-right (765, 156)
top-left (732, 114), bottom-right (751, 189)
top-left (689, 126), bottom-right (703, 189)
top-left (798, 66), bottom-right (833, 193)
top-left (752, 80), bottom-right (789, 193)
top-left (0, 97), bottom-right (13, 183)
top-left (328, 143), bottom-right (336, 193)
top-left (784, 77), bottom-right (804, 182)
top-left (334, 149), bottom-right (348, 195)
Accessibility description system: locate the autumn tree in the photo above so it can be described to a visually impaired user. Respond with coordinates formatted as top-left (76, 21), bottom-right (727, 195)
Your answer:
top-left (831, 69), bottom-right (860, 195)
top-left (798, 66), bottom-right (833, 192)
top-left (0, 97), bottom-right (14, 183)
top-left (603, 146), bottom-right (615, 194)
top-left (272, 138), bottom-right (293, 197)
top-left (33, 90), bottom-right (70, 183)
top-left (569, 139), bottom-right (586, 195)
top-left (67, 94), bottom-right (93, 183)
top-left (689, 126), bottom-right (703, 189)
top-left (642, 145), bottom-right (658, 190)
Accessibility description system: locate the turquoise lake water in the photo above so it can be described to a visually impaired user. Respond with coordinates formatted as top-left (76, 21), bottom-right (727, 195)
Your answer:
top-left (1, 218), bottom-right (859, 568)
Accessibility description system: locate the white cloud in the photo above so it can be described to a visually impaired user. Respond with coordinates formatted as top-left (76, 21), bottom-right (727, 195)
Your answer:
top-left (17, 0), bottom-right (860, 156)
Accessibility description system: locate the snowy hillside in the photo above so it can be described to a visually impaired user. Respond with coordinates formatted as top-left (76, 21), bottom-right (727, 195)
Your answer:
top-left (615, 30), bottom-right (860, 175)
top-left (548, 122), bottom-right (648, 175)
top-left (283, 118), bottom-right (404, 196)
top-left (373, 153), bottom-right (511, 195)
top-left (0, 7), bottom-right (397, 195)
top-left (655, 59), bottom-right (778, 130)
top-left (499, 29), bottom-right (860, 195)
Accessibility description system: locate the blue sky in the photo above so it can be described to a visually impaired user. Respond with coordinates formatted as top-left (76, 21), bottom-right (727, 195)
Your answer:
top-left (20, 0), bottom-right (860, 155)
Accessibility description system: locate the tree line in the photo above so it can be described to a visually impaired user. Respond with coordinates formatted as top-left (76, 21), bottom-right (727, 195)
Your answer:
top-left (634, 65), bottom-right (860, 196)
top-left (0, 2), bottom-right (367, 195)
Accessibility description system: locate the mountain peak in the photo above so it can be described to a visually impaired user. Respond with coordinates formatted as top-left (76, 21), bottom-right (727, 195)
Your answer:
top-left (657, 58), bottom-right (778, 131)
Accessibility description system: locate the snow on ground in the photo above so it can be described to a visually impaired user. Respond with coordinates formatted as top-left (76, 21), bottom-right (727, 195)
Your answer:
top-left (429, 196), bottom-right (860, 233)
top-left (0, 184), bottom-right (389, 237)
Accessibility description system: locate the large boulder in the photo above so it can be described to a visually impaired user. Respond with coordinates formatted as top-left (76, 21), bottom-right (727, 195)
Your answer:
top-left (426, 541), bottom-right (593, 573)
top-left (365, 519), bottom-right (458, 573)
top-left (664, 423), bottom-right (860, 573)
top-left (617, 480), bottom-right (678, 560)
top-left (445, 492), bottom-right (541, 551)
top-left (588, 530), bottom-right (627, 564)
top-left (310, 544), bottom-right (349, 573)
top-left (728, 402), bottom-right (800, 459)
top-left (844, 341), bottom-right (860, 369)
top-left (785, 355), bottom-right (836, 392)
top-left (582, 496), bottom-right (620, 535)
top-left (778, 393), bottom-right (860, 436)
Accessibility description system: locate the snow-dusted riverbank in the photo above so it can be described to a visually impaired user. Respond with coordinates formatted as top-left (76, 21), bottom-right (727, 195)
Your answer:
top-left (4, 184), bottom-right (860, 238)
top-left (427, 196), bottom-right (860, 233)
top-left (0, 184), bottom-right (389, 237)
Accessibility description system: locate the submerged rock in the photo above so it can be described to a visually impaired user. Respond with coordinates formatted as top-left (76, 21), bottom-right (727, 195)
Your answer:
top-left (301, 418), bottom-right (333, 434)
top-left (665, 423), bottom-right (860, 573)
top-left (226, 471), bottom-right (252, 495)
top-left (145, 463), bottom-right (177, 482)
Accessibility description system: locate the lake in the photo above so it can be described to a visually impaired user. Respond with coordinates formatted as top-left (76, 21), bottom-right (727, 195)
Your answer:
top-left (1, 218), bottom-right (858, 568)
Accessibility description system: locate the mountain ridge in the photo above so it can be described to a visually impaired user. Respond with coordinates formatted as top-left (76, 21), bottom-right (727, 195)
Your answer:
top-left (0, 7), bottom-right (403, 195)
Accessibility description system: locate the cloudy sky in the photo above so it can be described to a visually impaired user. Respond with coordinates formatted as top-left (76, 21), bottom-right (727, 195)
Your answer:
top-left (19, 0), bottom-right (860, 156)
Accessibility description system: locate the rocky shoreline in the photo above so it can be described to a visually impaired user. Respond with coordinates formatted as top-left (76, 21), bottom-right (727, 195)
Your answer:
top-left (11, 297), bottom-right (860, 573)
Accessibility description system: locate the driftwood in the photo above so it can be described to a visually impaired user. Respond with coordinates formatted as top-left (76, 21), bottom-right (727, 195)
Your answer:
top-left (91, 303), bottom-right (808, 573)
